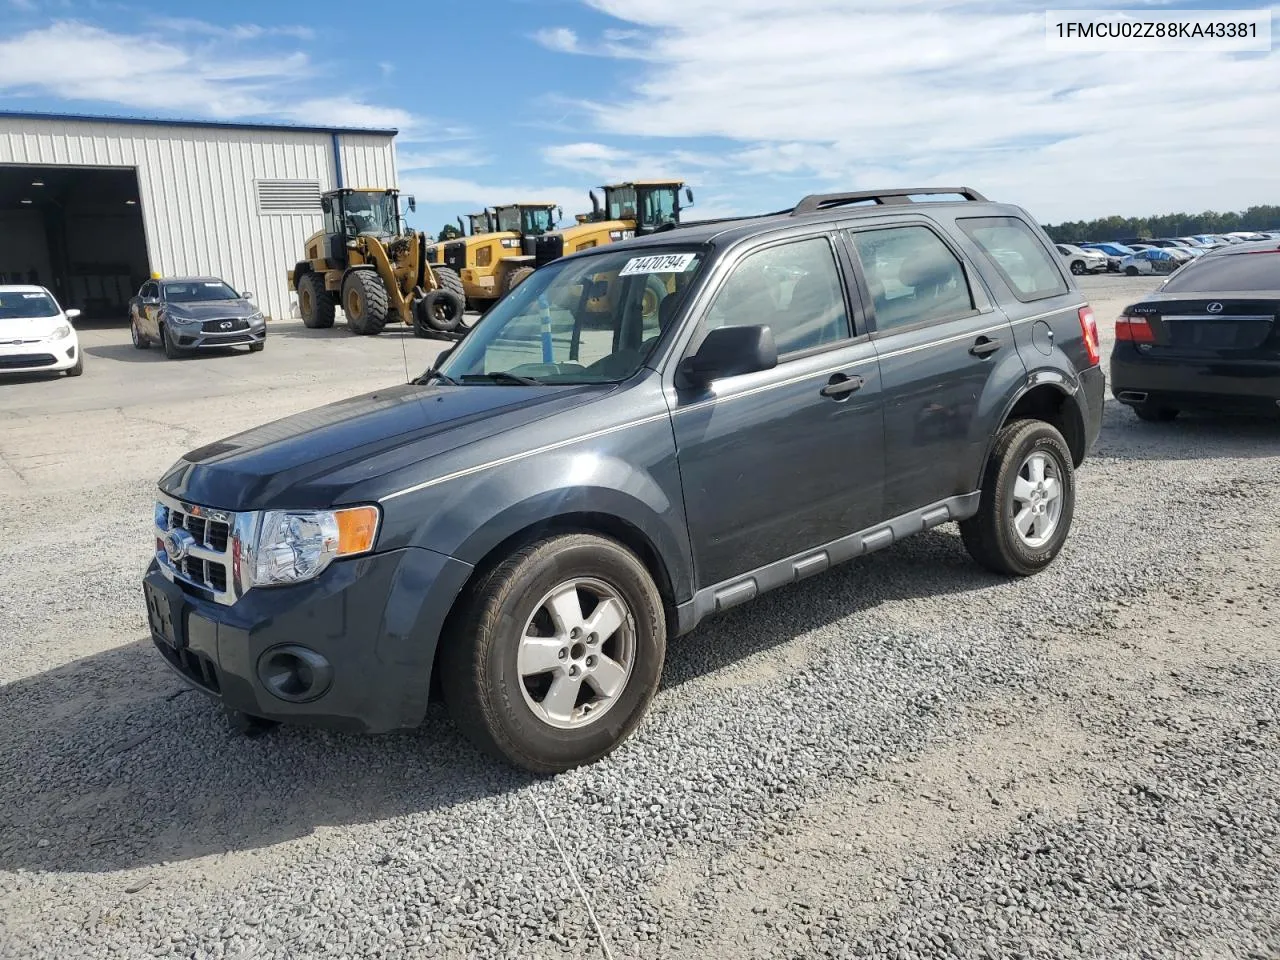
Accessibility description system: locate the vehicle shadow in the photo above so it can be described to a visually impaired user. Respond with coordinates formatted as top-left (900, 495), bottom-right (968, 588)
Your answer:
top-left (84, 344), bottom-right (256, 363)
top-left (1094, 401), bottom-right (1280, 462)
top-left (0, 529), bottom-right (993, 876)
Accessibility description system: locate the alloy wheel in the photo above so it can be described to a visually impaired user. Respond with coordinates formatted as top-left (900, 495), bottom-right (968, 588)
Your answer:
top-left (1011, 451), bottom-right (1063, 548)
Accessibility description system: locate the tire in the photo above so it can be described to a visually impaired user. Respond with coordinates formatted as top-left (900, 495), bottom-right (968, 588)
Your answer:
top-left (505, 266), bottom-right (534, 294)
top-left (439, 533), bottom-right (666, 774)
top-left (414, 289), bottom-right (464, 334)
top-left (225, 709), bottom-right (280, 738)
top-left (160, 325), bottom-right (186, 360)
top-left (249, 340), bottom-right (265, 353)
top-left (130, 316), bottom-right (149, 349)
top-left (1069, 260), bottom-right (1086, 275)
top-left (432, 266), bottom-right (473, 331)
top-left (65, 351), bottom-right (84, 377)
top-left (298, 272), bottom-right (335, 329)
top-left (1133, 403), bottom-right (1178, 423)
top-left (959, 419), bottom-right (1076, 577)
top-left (1125, 266), bottom-right (1139, 276)
top-left (341, 269), bottom-right (389, 335)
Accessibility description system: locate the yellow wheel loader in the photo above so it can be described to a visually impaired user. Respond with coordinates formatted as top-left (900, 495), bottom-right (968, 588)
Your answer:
top-left (289, 187), bottom-right (466, 337)
top-left (426, 211), bottom-right (494, 266)
top-left (425, 202), bottom-right (562, 311)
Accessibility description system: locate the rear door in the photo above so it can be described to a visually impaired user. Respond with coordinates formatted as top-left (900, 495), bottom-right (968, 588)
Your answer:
top-left (844, 219), bottom-right (1024, 518)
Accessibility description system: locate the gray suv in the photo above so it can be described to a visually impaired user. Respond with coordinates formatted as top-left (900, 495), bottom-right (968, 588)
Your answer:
top-left (142, 187), bottom-right (1105, 773)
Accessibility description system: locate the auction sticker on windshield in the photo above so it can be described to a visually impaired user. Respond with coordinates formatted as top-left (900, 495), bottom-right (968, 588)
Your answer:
top-left (619, 253), bottom-right (698, 276)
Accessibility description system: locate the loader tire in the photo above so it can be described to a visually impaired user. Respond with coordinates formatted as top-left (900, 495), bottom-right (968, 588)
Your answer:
top-left (342, 269), bottom-right (389, 335)
top-left (298, 273), bottom-right (335, 329)
top-left (415, 289), bottom-right (464, 335)
top-left (506, 266), bottom-right (534, 294)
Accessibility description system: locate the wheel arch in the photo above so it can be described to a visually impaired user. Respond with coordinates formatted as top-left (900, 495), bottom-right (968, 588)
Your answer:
top-left (985, 376), bottom-right (1088, 473)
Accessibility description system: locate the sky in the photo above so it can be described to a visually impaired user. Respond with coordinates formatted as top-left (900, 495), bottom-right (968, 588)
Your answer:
top-left (1, 0), bottom-right (1277, 232)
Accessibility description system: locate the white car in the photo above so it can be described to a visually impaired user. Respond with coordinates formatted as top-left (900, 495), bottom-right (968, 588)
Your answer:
top-left (0, 285), bottom-right (84, 377)
top-left (1055, 243), bottom-right (1107, 275)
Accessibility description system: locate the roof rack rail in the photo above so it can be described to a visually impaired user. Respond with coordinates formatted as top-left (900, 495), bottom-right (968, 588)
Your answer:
top-left (791, 187), bottom-right (988, 217)
top-left (653, 208), bottom-right (793, 232)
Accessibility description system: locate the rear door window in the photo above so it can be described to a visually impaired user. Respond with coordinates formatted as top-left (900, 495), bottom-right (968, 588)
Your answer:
top-left (958, 216), bottom-right (1069, 302)
top-left (846, 225), bottom-right (977, 332)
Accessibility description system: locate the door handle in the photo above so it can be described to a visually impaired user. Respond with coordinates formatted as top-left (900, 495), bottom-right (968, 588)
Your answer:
top-left (969, 336), bottom-right (1003, 358)
top-left (820, 373), bottom-right (865, 398)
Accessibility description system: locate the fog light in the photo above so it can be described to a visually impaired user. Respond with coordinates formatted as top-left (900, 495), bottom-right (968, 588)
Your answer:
top-left (257, 645), bottom-right (333, 703)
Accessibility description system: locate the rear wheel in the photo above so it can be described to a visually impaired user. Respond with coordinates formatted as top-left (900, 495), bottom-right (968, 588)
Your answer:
top-left (1133, 403), bottom-right (1178, 423)
top-left (439, 533), bottom-right (666, 774)
top-left (298, 272), bottom-right (335, 329)
top-left (341, 270), bottom-right (389, 335)
top-left (130, 316), bottom-right (149, 349)
top-left (960, 419), bottom-right (1076, 577)
top-left (505, 266), bottom-right (534, 294)
top-left (1069, 260), bottom-right (1086, 275)
top-left (1125, 266), bottom-right (1140, 276)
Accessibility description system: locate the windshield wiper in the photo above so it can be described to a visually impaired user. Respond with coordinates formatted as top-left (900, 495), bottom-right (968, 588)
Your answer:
top-left (460, 371), bottom-right (544, 386)
top-left (412, 369), bottom-right (458, 386)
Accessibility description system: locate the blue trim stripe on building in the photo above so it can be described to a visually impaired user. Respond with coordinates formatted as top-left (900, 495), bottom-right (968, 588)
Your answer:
top-left (0, 110), bottom-right (397, 138)
top-left (332, 133), bottom-right (345, 189)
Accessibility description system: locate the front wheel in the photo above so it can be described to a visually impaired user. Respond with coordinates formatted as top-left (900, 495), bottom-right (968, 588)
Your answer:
top-left (960, 419), bottom-right (1076, 577)
top-left (1069, 260), bottom-right (1086, 275)
top-left (160, 325), bottom-right (186, 360)
top-left (341, 270), bottom-right (389, 335)
top-left (439, 533), bottom-right (666, 774)
top-left (130, 317), bottom-right (149, 349)
top-left (505, 266), bottom-right (534, 294)
top-left (1124, 266), bottom-right (1140, 276)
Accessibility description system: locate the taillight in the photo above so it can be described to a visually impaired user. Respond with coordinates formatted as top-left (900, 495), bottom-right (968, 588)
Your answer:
top-left (1115, 314), bottom-right (1156, 344)
top-left (1078, 305), bottom-right (1100, 365)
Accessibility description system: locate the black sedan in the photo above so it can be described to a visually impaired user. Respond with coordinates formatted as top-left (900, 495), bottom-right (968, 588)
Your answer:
top-left (1111, 241), bottom-right (1280, 421)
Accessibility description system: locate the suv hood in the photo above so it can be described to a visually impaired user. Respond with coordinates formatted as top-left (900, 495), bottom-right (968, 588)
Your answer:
top-left (165, 299), bottom-right (257, 320)
top-left (160, 382), bottom-right (611, 511)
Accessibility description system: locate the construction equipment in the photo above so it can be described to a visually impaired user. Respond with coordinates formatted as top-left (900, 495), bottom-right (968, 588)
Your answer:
top-left (521, 181), bottom-right (694, 283)
top-left (430, 202), bottom-right (562, 309)
top-left (426, 211), bottom-right (494, 266)
top-left (289, 187), bottom-right (467, 337)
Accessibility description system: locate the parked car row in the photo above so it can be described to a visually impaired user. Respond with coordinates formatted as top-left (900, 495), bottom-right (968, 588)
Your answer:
top-left (1072, 231), bottom-right (1280, 276)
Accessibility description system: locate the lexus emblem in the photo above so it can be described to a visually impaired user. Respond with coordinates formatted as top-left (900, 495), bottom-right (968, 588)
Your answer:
top-left (1206, 302), bottom-right (1224, 314)
top-left (163, 528), bottom-right (196, 564)
top-left (220, 320), bottom-right (234, 329)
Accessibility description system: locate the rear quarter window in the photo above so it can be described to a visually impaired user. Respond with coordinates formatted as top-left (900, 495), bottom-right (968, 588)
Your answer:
top-left (958, 216), bottom-right (1069, 303)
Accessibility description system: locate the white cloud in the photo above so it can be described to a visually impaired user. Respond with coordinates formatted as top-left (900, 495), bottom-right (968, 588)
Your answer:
top-left (0, 21), bottom-right (414, 130)
top-left (542, 141), bottom-right (727, 183)
top-left (531, 24), bottom-right (646, 58)
top-left (555, 0), bottom-right (1280, 220)
top-left (532, 27), bottom-right (582, 54)
top-left (398, 146), bottom-right (490, 170)
top-left (150, 16), bottom-right (315, 41)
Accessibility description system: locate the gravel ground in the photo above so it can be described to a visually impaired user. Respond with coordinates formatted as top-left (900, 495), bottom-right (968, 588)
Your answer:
top-left (2, 274), bottom-right (1278, 959)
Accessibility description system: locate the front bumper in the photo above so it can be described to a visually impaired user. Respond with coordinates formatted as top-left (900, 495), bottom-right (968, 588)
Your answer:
top-left (169, 323), bottom-right (266, 350)
top-left (142, 547), bottom-right (473, 732)
top-left (0, 339), bottom-right (79, 373)
top-left (1110, 344), bottom-right (1280, 416)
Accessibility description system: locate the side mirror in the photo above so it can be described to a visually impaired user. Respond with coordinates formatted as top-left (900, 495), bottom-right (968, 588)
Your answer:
top-left (241, 292), bottom-right (254, 300)
top-left (685, 187), bottom-right (694, 205)
top-left (407, 196), bottom-right (417, 212)
top-left (65, 308), bottom-right (81, 320)
top-left (677, 325), bottom-right (777, 388)
top-left (432, 344), bottom-right (455, 370)
top-left (556, 206), bottom-right (563, 223)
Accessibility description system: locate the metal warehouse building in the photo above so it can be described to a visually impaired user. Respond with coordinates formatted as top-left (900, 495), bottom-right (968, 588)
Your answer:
top-left (0, 112), bottom-right (399, 322)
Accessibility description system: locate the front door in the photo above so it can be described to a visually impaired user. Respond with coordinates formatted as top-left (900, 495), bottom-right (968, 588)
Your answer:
top-left (845, 221), bottom-right (1025, 518)
top-left (670, 234), bottom-right (886, 588)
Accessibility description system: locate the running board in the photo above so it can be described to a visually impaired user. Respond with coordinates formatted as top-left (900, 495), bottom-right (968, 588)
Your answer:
top-left (673, 492), bottom-right (981, 636)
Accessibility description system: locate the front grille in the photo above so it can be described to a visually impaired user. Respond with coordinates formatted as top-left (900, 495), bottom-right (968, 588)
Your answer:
top-left (201, 318), bottom-right (248, 333)
top-left (443, 240), bottom-right (467, 273)
top-left (153, 637), bottom-right (221, 694)
top-left (0, 353), bottom-right (56, 368)
top-left (155, 496), bottom-right (236, 602)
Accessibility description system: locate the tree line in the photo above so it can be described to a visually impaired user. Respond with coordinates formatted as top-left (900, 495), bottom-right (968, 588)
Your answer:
top-left (1043, 205), bottom-right (1280, 243)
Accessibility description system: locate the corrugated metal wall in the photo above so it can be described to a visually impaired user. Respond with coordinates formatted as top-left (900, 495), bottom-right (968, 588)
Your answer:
top-left (0, 117), bottom-right (397, 322)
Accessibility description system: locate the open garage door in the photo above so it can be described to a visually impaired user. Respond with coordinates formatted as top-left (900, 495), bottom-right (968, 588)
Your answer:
top-left (0, 164), bottom-right (150, 320)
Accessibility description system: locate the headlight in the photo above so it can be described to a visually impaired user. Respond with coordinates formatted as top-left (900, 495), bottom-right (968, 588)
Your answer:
top-left (168, 313), bottom-right (199, 325)
top-left (251, 505), bottom-right (380, 586)
top-left (49, 324), bottom-right (72, 341)
top-left (249, 311), bottom-right (264, 325)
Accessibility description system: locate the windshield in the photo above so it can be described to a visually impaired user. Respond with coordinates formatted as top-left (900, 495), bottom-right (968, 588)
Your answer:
top-left (639, 187), bottom-right (679, 229)
top-left (521, 207), bottom-right (556, 235)
top-left (437, 247), bottom-right (706, 385)
top-left (495, 206), bottom-right (521, 233)
top-left (342, 191), bottom-right (397, 237)
top-left (163, 281), bottom-right (241, 303)
top-left (0, 290), bottom-right (59, 319)
top-left (1161, 253), bottom-right (1280, 293)
top-left (468, 214), bottom-right (489, 235)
